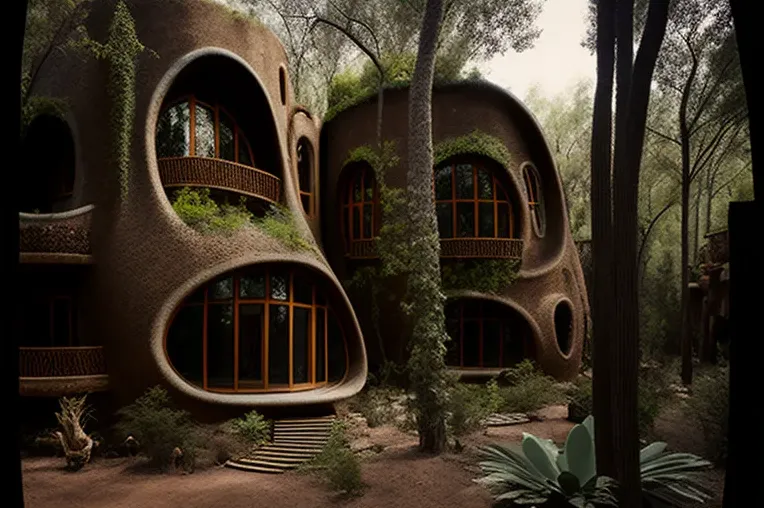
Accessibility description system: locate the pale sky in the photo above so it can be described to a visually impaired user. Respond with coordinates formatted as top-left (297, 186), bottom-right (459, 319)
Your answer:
top-left (479, 0), bottom-right (595, 100)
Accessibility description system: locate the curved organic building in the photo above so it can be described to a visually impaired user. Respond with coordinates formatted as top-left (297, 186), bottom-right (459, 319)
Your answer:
top-left (17, 0), bottom-right (588, 420)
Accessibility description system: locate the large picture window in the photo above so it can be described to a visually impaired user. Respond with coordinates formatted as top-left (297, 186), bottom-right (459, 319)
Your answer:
top-left (445, 299), bottom-right (532, 369)
top-left (156, 96), bottom-right (255, 167)
top-left (18, 296), bottom-right (78, 347)
top-left (435, 162), bottom-right (516, 240)
top-left (165, 265), bottom-right (347, 392)
top-left (522, 163), bottom-right (545, 236)
top-left (341, 164), bottom-right (380, 253)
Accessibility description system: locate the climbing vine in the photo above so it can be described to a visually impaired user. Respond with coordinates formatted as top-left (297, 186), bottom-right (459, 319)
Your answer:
top-left (84, 1), bottom-right (154, 202)
top-left (441, 259), bottom-right (520, 294)
top-left (433, 130), bottom-right (511, 169)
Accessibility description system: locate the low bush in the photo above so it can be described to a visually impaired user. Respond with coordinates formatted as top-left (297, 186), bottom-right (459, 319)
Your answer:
top-left (254, 204), bottom-right (312, 251)
top-left (688, 367), bottom-right (729, 464)
top-left (498, 360), bottom-right (566, 414)
top-left (303, 420), bottom-right (364, 497)
top-left (192, 425), bottom-right (251, 469)
top-left (448, 379), bottom-right (502, 436)
top-left (566, 375), bottom-right (593, 423)
top-left (349, 386), bottom-right (408, 428)
top-left (171, 187), bottom-right (253, 234)
top-left (229, 410), bottom-right (271, 445)
top-left (114, 386), bottom-right (198, 471)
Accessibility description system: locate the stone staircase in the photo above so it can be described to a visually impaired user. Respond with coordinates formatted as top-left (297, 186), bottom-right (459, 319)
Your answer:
top-left (225, 415), bottom-right (335, 474)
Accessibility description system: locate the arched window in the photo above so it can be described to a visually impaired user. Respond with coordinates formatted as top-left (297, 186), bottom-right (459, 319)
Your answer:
top-left (156, 96), bottom-right (255, 167)
top-left (444, 300), bottom-right (532, 369)
top-left (522, 163), bottom-right (545, 236)
top-left (279, 67), bottom-right (287, 105)
top-left (434, 162), bottom-right (516, 239)
top-left (341, 164), bottom-right (380, 255)
top-left (297, 138), bottom-right (314, 216)
top-left (165, 265), bottom-right (347, 392)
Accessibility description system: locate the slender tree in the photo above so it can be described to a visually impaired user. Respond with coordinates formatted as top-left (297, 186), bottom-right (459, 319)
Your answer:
top-left (405, 0), bottom-right (448, 453)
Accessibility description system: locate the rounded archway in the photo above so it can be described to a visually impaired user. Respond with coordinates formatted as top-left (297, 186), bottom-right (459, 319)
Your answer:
top-left (554, 300), bottom-right (573, 356)
top-left (164, 263), bottom-right (348, 393)
top-left (21, 115), bottom-right (76, 213)
top-left (444, 298), bottom-right (534, 369)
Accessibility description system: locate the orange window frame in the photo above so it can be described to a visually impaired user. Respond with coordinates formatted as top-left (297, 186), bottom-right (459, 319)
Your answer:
top-left (451, 301), bottom-right (510, 369)
top-left (522, 164), bottom-right (544, 233)
top-left (434, 163), bottom-right (515, 239)
top-left (341, 165), bottom-right (381, 252)
top-left (159, 95), bottom-right (255, 167)
top-left (167, 268), bottom-right (348, 393)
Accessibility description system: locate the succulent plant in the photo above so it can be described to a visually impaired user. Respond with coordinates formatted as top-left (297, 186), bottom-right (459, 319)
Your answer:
top-left (476, 416), bottom-right (619, 507)
top-left (639, 441), bottom-right (714, 506)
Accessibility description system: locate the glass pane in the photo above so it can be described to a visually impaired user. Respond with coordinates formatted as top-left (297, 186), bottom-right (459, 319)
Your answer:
top-left (166, 305), bottom-right (204, 386)
top-left (327, 312), bottom-right (346, 382)
top-left (240, 274), bottom-right (265, 299)
top-left (293, 271), bottom-right (313, 304)
top-left (502, 321), bottom-right (526, 367)
top-left (437, 203), bottom-right (453, 239)
top-left (497, 203), bottom-right (511, 238)
top-left (462, 320), bottom-right (480, 367)
top-left (207, 304), bottom-right (234, 388)
top-left (364, 172), bottom-right (375, 201)
top-left (270, 272), bottom-right (289, 301)
top-left (195, 104), bottom-right (215, 158)
top-left (187, 286), bottom-right (205, 303)
top-left (462, 300), bottom-right (481, 319)
top-left (301, 194), bottom-right (312, 215)
top-left (315, 288), bottom-right (327, 306)
top-left (343, 206), bottom-right (351, 248)
top-left (478, 202), bottom-right (495, 238)
top-left (477, 168), bottom-right (493, 199)
top-left (156, 102), bottom-right (190, 158)
top-left (316, 309), bottom-right (326, 382)
top-left (455, 164), bottom-right (474, 199)
top-left (352, 206), bottom-right (360, 240)
top-left (483, 320), bottom-right (501, 368)
top-left (293, 308), bottom-right (311, 384)
top-left (353, 174), bottom-right (362, 203)
top-left (52, 298), bottom-right (71, 347)
top-left (239, 304), bottom-right (263, 384)
top-left (268, 305), bottom-right (290, 385)
top-left (210, 277), bottom-right (233, 300)
top-left (445, 313), bottom-right (460, 367)
top-left (363, 204), bottom-right (372, 238)
top-left (456, 203), bottom-right (475, 237)
top-left (435, 166), bottom-right (452, 200)
top-left (20, 301), bottom-right (49, 347)
top-left (219, 112), bottom-right (235, 162)
top-left (297, 141), bottom-right (312, 191)
top-left (238, 137), bottom-right (253, 167)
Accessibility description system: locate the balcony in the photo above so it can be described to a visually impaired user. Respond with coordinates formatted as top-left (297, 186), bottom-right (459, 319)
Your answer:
top-left (345, 237), bottom-right (524, 260)
top-left (19, 346), bottom-right (109, 396)
top-left (159, 157), bottom-right (281, 204)
top-left (19, 205), bottom-right (93, 264)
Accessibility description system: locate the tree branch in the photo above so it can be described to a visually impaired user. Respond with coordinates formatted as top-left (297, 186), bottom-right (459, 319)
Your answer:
top-left (647, 126), bottom-right (681, 145)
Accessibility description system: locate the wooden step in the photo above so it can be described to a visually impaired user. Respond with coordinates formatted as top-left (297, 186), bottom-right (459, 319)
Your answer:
top-left (274, 424), bottom-right (333, 431)
top-left (255, 448), bottom-right (316, 459)
top-left (239, 456), bottom-right (307, 467)
top-left (265, 444), bottom-right (324, 453)
top-left (273, 431), bottom-right (331, 438)
top-left (275, 416), bottom-right (335, 424)
top-left (225, 461), bottom-right (283, 474)
top-left (274, 438), bottom-right (329, 445)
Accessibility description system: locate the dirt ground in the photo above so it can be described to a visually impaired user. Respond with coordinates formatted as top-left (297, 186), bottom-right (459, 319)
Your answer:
top-left (21, 404), bottom-right (724, 508)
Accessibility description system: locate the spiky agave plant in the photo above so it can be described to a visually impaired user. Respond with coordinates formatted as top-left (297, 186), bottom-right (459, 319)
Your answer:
top-left (475, 416), bottom-right (618, 507)
top-left (639, 442), bottom-right (714, 507)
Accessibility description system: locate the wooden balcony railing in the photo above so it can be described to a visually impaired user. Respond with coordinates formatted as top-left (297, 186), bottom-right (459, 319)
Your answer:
top-left (19, 346), bottom-right (107, 378)
top-left (19, 205), bottom-right (93, 256)
top-left (345, 237), bottom-right (524, 260)
top-left (159, 157), bottom-right (282, 204)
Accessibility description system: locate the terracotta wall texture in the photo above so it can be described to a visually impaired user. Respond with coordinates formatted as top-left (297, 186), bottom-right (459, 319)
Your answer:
top-left (21, 0), bottom-right (589, 415)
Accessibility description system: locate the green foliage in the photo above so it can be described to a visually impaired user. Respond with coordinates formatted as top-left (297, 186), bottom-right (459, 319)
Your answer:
top-left (687, 367), bottom-right (729, 464)
top-left (114, 386), bottom-right (197, 470)
top-left (254, 204), bottom-right (313, 251)
top-left (498, 360), bottom-right (566, 414)
top-left (566, 376), bottom-right (593, 423)
top-left (639, 441), bottom-right (714, 507)
top-left (171, 187), bottom-right (254, 234)
top-left (441, 259), bottom-right (520, 294)
top-left (350, 386), bottom-right (409, 428)
top-left (21, 96), bottom-right (69, 135)
top-left (229, 410), bottom-right (271, 445)
top-left (476, 416), bottom-right (619, 507)
top-left (447, 379), bottom-right (502, 437)
top-left (433, 130), bottom-right (512, 169)
top-left (304, 420), bottom-right (364, 497)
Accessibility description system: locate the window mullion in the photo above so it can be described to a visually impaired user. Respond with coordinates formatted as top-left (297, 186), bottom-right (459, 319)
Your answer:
top-left (473, 165), bottom-right (478, 238)
top-left (189, 97), bottom-right (196, 157)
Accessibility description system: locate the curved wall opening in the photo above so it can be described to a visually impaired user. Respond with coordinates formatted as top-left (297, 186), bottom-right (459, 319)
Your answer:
top-left (296, 137), bottom-right (314, 216)
top-left (279, 67), bottom-right (287, 105)
top-left (165, 263), bottom-right (348, 393)
top-left (554, 300), bottom-right (573, 356)
top-left (21, 115), bottom-right (75, 213)
top-left (444, 299), bottom-right (534, 369)
top-left (155, 55), bottom-right (283, 216)
top-left (522, 163), bottom-right (546, 237)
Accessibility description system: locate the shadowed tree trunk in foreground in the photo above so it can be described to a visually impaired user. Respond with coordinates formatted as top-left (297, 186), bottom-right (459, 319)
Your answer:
top-left (591, 1), bottom-right (670, 505)
top-left (405, 0), bottom-right (448, 454)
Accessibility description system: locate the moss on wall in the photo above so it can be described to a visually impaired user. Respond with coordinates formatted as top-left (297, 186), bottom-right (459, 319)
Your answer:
top-left (433, 130), bottom-right (511, 169)
top-left (441, 259), bottom-right (520, 294)
top-left (171, 187), bottom-right (253, 234)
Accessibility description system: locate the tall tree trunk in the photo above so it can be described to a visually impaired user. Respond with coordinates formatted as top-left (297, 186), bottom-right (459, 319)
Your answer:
top-left (704, 165), bottom-right (713, 236)
top-left (692, 179), bottom-right (702, 263)
top-left (406, 0), bottom-right (448, 454)
top-left (590, 0), bottom-right (616, 479)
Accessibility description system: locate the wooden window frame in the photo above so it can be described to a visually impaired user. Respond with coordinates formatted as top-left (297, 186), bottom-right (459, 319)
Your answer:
top-left (341, 164), bottom-right (381, 253)
top-left (522, 163), bottom-right (545, 237)
top-left (434, 162), bottom-right (516, 239)
top-left (157, 95), bottom-right (256, 167)
top-left (166, 267), bottom-right (348, 394)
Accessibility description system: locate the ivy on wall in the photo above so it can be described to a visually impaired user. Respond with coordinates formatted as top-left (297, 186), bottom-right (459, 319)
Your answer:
top-left (21, 96), bottom-right (69, 136)
top-left (441, 259), bottom-right (521, 294)
top-left (433, 130), bottom-right (511, 169)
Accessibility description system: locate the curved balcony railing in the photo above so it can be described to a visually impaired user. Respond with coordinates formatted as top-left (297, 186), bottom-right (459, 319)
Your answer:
top-left (19, 346), bottom-right (107, 378)
top-left (345, 237), bottom-right (524, 260)
top-left (158, 157), bottom-right (282, 204)
top-left (19, 205), bottom-right (93, 258)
